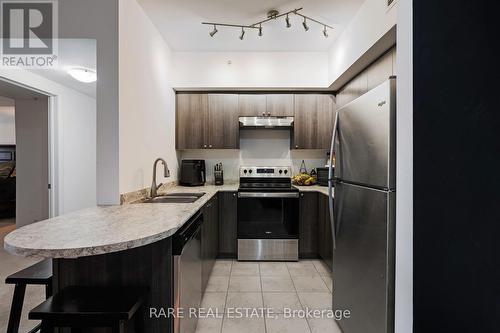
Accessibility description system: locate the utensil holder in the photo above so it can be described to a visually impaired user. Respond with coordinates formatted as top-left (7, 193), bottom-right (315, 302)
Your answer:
top-left (214, 170), bottom-right (224, 186)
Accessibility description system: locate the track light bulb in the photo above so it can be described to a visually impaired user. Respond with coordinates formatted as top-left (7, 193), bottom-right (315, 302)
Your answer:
top-left (302, 18), bottom-right (309, 31)
top-left (323, 26), bottom-right (328, 38)
top-left (258, 24), bottom-right (263, 37)
top-left (209, 25), bottom-right (218, 37)
top-left (285, 14), bottom-right (291, 28)
top-left (239, 28), bottom-right (245, 40)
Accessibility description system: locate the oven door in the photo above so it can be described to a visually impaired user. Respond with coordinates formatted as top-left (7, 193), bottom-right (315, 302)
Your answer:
top-left (237, 192), bottom-right (299, 239)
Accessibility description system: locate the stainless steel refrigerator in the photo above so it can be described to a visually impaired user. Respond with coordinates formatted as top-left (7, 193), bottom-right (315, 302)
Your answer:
top-left (328, 78), bottom-right (396, 333)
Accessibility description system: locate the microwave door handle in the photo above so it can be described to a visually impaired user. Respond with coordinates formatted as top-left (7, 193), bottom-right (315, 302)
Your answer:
top-left (201, 169), bottom-right (206, 183)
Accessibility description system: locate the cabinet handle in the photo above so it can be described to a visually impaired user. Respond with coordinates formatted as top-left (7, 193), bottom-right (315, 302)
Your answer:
top-left (262, 112), bottom-right (266, 116)
top-left (295, 145), bottom-right (299, 149)
top-left (233, 193), bottom-right (236, 197)
top-left (267, 112), bottom-right (271, 116)
top-left (204, 144), bottom-right (207, 148)
top-left (209, 144), bottom-right (212, 148)
top-left (301, 193), bottom-right (304, 197)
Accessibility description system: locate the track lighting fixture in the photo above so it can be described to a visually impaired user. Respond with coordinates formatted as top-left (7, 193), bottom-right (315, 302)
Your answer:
top-left (209, 25), bottom-right (218, 37)
top-left (202, 7), bottom-right (333, 41)
top-left (302, 18), bottom-right (309, 31)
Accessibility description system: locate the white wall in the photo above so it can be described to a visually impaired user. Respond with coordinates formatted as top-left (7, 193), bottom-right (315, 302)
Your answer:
top-left (181, 130), bottom-right (326, 183)
top-left (59, 0), bottom-right (120, 205)
top-left (15, 98), bottom-right (49, 227)
top-left (119, 0), bottom-right (178, 194)
top-left (0, 70), bottom-right (97, 216)
top-left (171, 52), bottom-right (329, 89)
top-left (328, 0), bottom-right (397, 84)
top-left (0, 97), bottom-right (15, 144)
top-left (395, 0), bottom-right (413, 331)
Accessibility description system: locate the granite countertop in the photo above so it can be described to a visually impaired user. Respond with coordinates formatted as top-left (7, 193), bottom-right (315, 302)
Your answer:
top-left (4, 184), bottom-right (238, 259)
top-left (293, 185), bottom-right (330, 196)
top-left (4, 183), bottom-right (331, 259)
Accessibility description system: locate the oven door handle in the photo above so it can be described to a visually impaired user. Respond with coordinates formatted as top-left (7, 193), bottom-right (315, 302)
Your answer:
top-left (237, 192), bottom-right (300, 198)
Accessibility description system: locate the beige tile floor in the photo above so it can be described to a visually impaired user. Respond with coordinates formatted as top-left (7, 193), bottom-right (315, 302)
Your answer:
top-left (0, 222), bottom-right (45, 332)
top-left (196, 259), bottom-right (342, 333)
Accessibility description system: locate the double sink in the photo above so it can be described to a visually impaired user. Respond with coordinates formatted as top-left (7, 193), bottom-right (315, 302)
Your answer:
top-left (138, 192), bottom-right (205, 204)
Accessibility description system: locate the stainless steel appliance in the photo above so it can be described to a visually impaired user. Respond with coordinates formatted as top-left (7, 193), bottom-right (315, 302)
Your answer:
top-left (328, 78), bottom-right (396, 333)
top-left (316, 167), bottom-right (330, 186)
top-left (173, 211), bottom-right (203, 333)
top-left (239, 116), bottom-right (294, 129)
top-left (180, 160), bottom-right (206, 186)
top-left (237, 166), bottom-right (299, 261)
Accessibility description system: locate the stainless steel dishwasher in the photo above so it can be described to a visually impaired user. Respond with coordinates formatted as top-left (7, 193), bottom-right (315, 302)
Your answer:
top-left (173, 211), bottom-right (203, 333)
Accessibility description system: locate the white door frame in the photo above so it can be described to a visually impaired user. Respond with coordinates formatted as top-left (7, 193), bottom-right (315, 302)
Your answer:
top-left (0, 77), bottom-right (57, 218)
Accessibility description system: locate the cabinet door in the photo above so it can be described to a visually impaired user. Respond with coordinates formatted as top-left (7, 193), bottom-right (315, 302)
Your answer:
top-left (211, 194), bottom-right (219, 265)
top-left (201, 198), bottom-right (214, 293)
top-left (207, 94), bottom-right (239, 149)
top-left (299, 192), bottom-right (319, 258)
top-left (266, 94), bottom-right (294, 116)
top-left (218, 192), bottom-right (238, 258)
top-left (176, 94), bottom-right (208, 149)
top-left (293, 94), bottom-right (335, 149)
top-left (238, 95), bottom-right (267, 116)
top-left (318, 194), bottom-right (333, 269)
top-left (317, 95), bottom-right (336, 149)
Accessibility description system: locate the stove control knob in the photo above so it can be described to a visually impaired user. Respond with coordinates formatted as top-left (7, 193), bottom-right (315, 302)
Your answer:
top-left (249, 169), bottom-right (253, 174)
top-left (243, 169), bottom-right (247, 174)
top-left (279, 170), bottom-right (283, 174)
top-left (284, 169), bottom-right (288, 174)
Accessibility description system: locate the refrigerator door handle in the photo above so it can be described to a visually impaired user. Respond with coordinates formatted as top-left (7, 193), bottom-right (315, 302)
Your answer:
top-left (328, 112), bottom-right (339, 249)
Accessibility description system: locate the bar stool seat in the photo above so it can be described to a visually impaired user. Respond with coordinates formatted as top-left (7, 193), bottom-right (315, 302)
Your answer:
top-left (5, 259), bottom-right (52, 333)
top-left (29, 286), bottom-right (147, 333)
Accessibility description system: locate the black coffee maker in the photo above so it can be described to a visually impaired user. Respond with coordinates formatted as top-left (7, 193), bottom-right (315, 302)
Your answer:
top-left (180, 160), bottom-right (206, 186)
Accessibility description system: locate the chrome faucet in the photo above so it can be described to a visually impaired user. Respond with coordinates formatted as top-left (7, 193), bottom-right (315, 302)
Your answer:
top-left (151, 158), bottom-right (170, 198)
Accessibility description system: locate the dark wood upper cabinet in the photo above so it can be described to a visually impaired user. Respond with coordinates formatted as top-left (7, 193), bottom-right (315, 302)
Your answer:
top-left (208, 94), bottom-right (239, 149)
top-left (293, 94), bottom-right (335, 149)
top-left (176, 94), bottom-right (238, 149)
top-left (266, 94), bottom-right (294, 116)
top-left (176, 93), bottom-right (207, 149)
top-left (238, 95), bottom-right (267, 116)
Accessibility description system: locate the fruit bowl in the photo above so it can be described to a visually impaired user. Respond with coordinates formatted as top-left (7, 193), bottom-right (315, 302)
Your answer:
top-left (292, 173), bottom-right (317, 186)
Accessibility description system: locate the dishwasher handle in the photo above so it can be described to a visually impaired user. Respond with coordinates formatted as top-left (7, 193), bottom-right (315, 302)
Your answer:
top-left (173, 211), bottom-right (203, 255)
top-left (238, 192), bottom-right (300, 199)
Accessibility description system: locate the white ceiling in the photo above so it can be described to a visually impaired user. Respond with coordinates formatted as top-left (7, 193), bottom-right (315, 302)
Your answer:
top-left (28, 39), bottom-right (97, 98)
top-left (138, 0), bottom-right (365, 52)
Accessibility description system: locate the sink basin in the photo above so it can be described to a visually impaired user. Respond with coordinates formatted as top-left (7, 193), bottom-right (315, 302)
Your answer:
top-left (139, 192), bottom-right (205, 204)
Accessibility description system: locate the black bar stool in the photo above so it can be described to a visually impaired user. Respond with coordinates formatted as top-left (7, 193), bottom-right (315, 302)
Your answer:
top-left (29, 286), bottom-right (147, 333)
top-left (5, 259), bottom-right (52, 333)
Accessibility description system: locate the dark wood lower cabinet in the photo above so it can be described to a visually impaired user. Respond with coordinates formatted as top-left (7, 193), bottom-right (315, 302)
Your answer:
top-left (201, 195), bottom-right (219, 293)
top-left (318, 194), bottom-right (333, 270)
top-left (52, 237), bottom-right (173, 333)
top-left (299, 192), bottom-right (319, 258)
top-left (218, 191), bottom-right (238, 258)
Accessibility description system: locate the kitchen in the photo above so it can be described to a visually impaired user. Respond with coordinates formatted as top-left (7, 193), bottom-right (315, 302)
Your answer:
top-left (3, 0), bottom-right (497, 333)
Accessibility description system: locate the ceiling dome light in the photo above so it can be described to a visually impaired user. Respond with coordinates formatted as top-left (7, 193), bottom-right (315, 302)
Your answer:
top-left (239, 27), bottom-right (245, 40)
top-left (323, 26), bottom-right (329, 38)
top-left (210, 25), bottom-right (218, 37)
top-left (258, 24), bottom-right (263, 37)
top-left (285, 14), bottom-right (291, 28)
top-left (67, 68), bottom-right (97, 83)
top-left (302, 18), bottom-right (309, 31)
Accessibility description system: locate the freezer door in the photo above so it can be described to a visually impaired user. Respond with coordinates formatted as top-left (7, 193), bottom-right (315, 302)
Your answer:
top-left (335, 79), bottom-right (396, 189)
top-left (333, 182), bottom-right (395, 333)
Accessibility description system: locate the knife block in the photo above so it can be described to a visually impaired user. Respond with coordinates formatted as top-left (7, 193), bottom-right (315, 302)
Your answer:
top-left (214, 170), bottom-right (224, 186)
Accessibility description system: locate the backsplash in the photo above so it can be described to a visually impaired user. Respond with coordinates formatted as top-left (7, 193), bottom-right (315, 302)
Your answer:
top-left (179, 130), bottom-right (327, 183)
